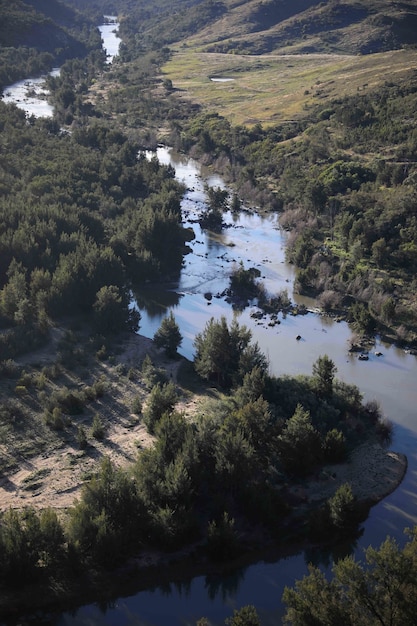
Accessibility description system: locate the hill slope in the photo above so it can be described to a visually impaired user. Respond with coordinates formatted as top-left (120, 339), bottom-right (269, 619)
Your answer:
top-left (0, 0), bottom-right (95, 67)
top-left (180, 0), bottom-right (417, 55)
top-left (63, 0), bottom-right (417, 56)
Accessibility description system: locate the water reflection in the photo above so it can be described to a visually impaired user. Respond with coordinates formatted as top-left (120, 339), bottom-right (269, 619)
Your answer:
top-left (304, 530), bottom-right (364, 571)
top-left (205, 568), bottom-right (246, 603)
top-left (133, 288), bottom-right (184, 319)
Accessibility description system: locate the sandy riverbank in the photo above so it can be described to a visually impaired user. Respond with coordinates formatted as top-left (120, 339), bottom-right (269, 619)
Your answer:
top-left (290, 440), bottom-right (407, 506)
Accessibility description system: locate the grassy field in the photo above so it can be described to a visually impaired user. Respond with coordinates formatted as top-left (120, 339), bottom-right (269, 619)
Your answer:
top-left (163, 48), bottom-right (417, 126)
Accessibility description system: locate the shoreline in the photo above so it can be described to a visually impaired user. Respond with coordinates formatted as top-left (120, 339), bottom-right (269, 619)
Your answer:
top-left (289, 440), bottom-right (408, 508)
top-left (0, 440), bottom-right (407, 624)
top-left (0, 330), bottom-right (409, 622)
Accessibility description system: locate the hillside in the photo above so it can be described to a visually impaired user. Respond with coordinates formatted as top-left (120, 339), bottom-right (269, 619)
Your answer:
top-left (0, 0), bottom-right (100, 87)
top-left (180, 0), bottom-right (417, 55)
top-left (0, 0), bottom-right (92, 54)
top-left (87, 0), bottom-right (417, 56)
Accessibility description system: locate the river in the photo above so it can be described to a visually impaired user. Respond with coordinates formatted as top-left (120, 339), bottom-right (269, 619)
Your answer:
top-left (1, 16), bottom-right (120, 117)
top-left (53, 148), bottom-right (417, 625)
top-left (2, 20), bottom-right (417, 626)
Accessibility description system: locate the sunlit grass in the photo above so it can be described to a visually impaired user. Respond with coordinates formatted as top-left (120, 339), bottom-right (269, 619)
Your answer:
top-left (163, 48), bottom-right (417, 126)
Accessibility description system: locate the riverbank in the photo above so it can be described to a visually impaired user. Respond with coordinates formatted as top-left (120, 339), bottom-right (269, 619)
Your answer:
top-left (289, 440), bottom-right (407, 508)
top-left (0, 326), bottom-right (409, 624)
top-left (0, 438), bottom-right (407, 624)
top-left (0, 323), bottom-right (408, 510)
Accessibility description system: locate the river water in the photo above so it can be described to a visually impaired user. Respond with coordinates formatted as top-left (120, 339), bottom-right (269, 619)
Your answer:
top-left (52, 148), bottom-right (417, 625)
top-left (2, 21), bottom-right (417, 626)
top-left (1, 16), bottom-right (120, 116)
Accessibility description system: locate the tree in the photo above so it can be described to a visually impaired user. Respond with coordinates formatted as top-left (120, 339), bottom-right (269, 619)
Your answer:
top-left (312, 354), bottom-right (337, 398)
top-left (198, 605), bottom-right (261, 626)
top-left (322, 428), bottom-right (346, 463)
top-left (278, 404), bottom-right (322, 477)
top-left (225, 606), bottom-right (260, 626)
top-left (67, 458), bottom-right (147, 564)
top-left (143, 381), bottom-right (178, 433)
top-left (193, 317), bottom-right (267, 388)
top-left (283, 529), bottom-right (417, 626)
top-left (199, 186), bottom-right (228, 231)
top-left (93, 285), bottom-right (140, 334)
top-left (328, 482), bottom-right (358, 534)
top-left (207, 512), bottom-right (239, 561)
top-left (153, 311), bottom-right (182, 357)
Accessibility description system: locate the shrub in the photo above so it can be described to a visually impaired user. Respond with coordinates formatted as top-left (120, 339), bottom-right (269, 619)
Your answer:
top-left (143, 382), bottom-right (177, 433)
top-left (0, 360), bottom-right (21, 378)
top-left (77, 426), bottom-right (88, 449)
top-left (91, 414), bottom-right (105, 440)
top-left (131, 395), bottom-right (142, 415)
top-left (44, 408), bottom-right (64, 431)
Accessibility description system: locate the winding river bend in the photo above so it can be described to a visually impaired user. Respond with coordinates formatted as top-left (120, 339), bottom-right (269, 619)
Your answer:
top-left (1, 15), bottom-right (120, 116)
top-left (53, 147), bottom-right (417, 625)
top-left (2, 22), bottom-right (417, 626)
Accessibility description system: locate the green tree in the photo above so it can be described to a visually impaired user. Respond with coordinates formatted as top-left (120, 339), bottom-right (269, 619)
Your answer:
top-left (372, 237), bottom-right (387, 267)
top-left (93, 285), bottom-right (140, 334)
top-left (278, 404), bottom-right (322, 477)
top-left (77, 425), bottom-right (87, 449)
top-left (312, 354), bottom-right (337, 398)
top-left (91, 413), bottom-right (105, 440)
top-left (143, 381), bottom-right (178, 433)
top-left (153, 311), bottom-right (182, 357)
top-left (67, 457), bottom-right (147, 564)
top-left (39, 508), bottom-right (65, 568)
top-left (283, 529), bottom-right (417, 626)
top-left (207, 512), bottom-right (239, 561)
top-left (328, 482), bottom-right (358, 534)
top-left (322, 428), bottom-right (346, 463)
top-left (225, 606), bottom-right (260, 626)
top-left (194, 317), bottom-right (267, 388)
top-left (350, 301), bottom-right (377, 334)
top-left (0, 508), bottom-right (41, 584)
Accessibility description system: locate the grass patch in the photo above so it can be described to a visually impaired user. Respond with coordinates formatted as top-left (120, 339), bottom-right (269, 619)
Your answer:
top-left (164, 49), bottom-right (417, 126)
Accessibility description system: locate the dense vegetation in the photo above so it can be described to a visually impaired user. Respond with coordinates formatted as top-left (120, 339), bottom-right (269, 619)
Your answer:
top-left (172, 77), bottom-right (417, 342)
top-left (1, 0), bottom-right (416, 620)
top-left (0, 0), bottom-right (102, 89)
top-left (0, 318), bottom-right (390, 602)
top-left (0, 96), bottom-right (193, 359)
top-left (53, 2), bottom-right (417, 343)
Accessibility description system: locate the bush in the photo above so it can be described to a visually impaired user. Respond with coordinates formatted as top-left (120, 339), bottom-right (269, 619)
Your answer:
top-left (143, 382), bottom-right (178, 433)
top-left (91, 414), bottom-right (105, 440)
top-left (77, 426), bottom-right (88, 449)
top-left (131, 395), bottom-right (143, 415)
top-left (141, 354), bottom-right (167, 388)
top-left (44, 408), bottom-right (64, 431)
top-left (0, 360), bottom-right (21, 378)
